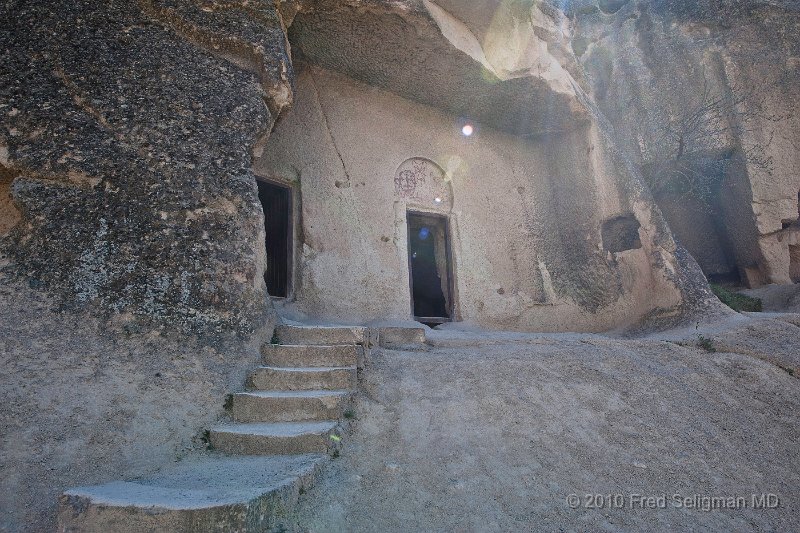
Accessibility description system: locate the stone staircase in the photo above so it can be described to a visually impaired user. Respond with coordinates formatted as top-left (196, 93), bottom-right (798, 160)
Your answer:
top-left (58, 324), bottom-right (367, 533)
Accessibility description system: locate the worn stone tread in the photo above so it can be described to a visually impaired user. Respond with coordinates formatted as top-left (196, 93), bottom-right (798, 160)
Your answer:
top-left (247, 365), bottom-right (357, 391)
top-left (275, 324), bottom-right (367, 345)
top-left (210, 421), bottom-right (338, 437)
top-left (208, 421), bottom-right (341, 455)
top-left (256, 365), bottom-right (357, 372)
top-left (58, 455), bottom-right (326, 531)
top-left (237, 390), bottom-right (350, 398)
top-left (62, 454), bottom-right (325, 510)
top-left (261, 343), bottom-right (361, 367)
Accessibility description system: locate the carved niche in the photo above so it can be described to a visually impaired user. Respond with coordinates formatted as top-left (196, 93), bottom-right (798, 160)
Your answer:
top-left (394, 158), bottom-right (452, 209)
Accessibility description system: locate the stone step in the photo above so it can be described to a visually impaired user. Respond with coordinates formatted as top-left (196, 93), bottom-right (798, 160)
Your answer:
top-left (275, 324), bottom-right (366, 346)
top-left (247, 365), bottom-right (357, 391)
top-left (231, 390), bottom-right (351, 423)
top-left (58, 454), bottom-right (325, 533)
top-left (261, 343), bottom-right (361, 368)
top-left (208, 421), bottom-right (341, 455)
top-left (378, 326), bottom-right (427, 349)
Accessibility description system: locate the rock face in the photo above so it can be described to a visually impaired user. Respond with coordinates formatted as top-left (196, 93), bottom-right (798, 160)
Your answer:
top-left (571, 0), bottom-right (800, 286)
top-left (0, 1), bottom-right (294, 531)
top-left (259, 0), bottom-right (717, 331)
top-left (0, 0), bottom-right (766, 531)
top-left (259, 66), bottom-right (704, 331)
top-left (0, 276), bottom-right (269, 532)
top-left (0, 0), bottom-right (295, 336)
top-left (288, 0), bottom-right (588, 136)
top-left (0, 0), bottom-right (720, 335)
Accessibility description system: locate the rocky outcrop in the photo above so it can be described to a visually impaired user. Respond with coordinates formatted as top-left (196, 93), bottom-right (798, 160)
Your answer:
top-left (0, 1), bottom-right (752, 530)
top-left (571, 0), bottom-right (800, 286)
top-left (262, 1), bottom-right (718, 330)
top-left (0, 0), bottom-right (295, 337)
top-left (289, 0), bottom-right (589, 136)
top-left (0, 0), bottom-right (726, 334)
top-left (0, 2), bottom-right (296, 531)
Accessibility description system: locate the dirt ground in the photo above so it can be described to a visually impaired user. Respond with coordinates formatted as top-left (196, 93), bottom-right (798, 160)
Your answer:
top-left (294, 316), bottom-right (800, 532)
top-left (3, 265), bottom-right (799, 532)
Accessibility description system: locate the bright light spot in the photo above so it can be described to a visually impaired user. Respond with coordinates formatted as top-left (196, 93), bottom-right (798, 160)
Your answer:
top-left (461, 124), bottom-right (474, 137)
top-left (434, 197), bottom-right (442, 204)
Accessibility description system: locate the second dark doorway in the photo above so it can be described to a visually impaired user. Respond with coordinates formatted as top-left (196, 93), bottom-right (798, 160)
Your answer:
top-left (407, 211), bottom-right (453, 323)
top-left (257, 179), bottom-right (291, 298)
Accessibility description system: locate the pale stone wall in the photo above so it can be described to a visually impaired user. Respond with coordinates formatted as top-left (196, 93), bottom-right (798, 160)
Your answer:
top-left (739, 66), bottom-right (800, 285)
top-left (572, 0), bottom-right (800, 287)
top-left (257, 66), bottom-right (686, 332)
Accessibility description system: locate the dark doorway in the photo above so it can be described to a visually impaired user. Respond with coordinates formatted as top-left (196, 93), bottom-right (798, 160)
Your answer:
top-left (407, 211), bottom-right (453, 323)
top-left (257, 179), bottom-right (291, 298)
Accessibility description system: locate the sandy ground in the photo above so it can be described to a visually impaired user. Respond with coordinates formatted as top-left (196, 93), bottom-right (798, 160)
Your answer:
top-left (3, 264), bottom-right (799, 532)
top-left (294, 315), bottom-right (800, 532)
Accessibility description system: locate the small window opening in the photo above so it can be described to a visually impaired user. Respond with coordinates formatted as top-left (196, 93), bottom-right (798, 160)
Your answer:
top-left (601, 214), bottom-right (642, 253)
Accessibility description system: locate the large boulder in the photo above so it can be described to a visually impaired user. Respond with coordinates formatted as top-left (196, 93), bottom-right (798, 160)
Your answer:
top-left (0, 0), bottom-right (295, 337)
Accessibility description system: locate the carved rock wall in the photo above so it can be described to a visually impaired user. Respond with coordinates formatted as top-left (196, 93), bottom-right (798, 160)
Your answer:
top-left (571, 0), bottom-right (800, 286)
top-left (0, 2), bottom-right (293, 530)
top-left (257, 66), bottom-right (711, 332)
top-left (0, 1), bottom-right (736, 529)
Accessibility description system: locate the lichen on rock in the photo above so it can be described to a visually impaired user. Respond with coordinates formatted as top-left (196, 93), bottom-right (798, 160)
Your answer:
top-left (0, 0), bottom-right (297, 337)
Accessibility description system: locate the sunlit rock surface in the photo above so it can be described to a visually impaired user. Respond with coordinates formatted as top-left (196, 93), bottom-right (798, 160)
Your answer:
top-left (572, 0), bottom-right (800, 286)
top-left (288, 0), bottom-right (588, 136)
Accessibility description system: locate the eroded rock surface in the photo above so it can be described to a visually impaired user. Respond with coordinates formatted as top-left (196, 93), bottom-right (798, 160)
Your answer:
top-left (0, 0), bottom-right (294, 336)
top-left (572, 0), bottom-right (800, 286)
top-left (294, 322), bottom-right (800, 531)
top-left (1, 1), bottom-right (790, 531)
top-left (0, 270), bottom-right (265, 532)
top-left (289, 0), bottom-right (589, 136)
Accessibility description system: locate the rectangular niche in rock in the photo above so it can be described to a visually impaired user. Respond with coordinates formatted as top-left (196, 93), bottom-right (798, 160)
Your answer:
top-left (601, 214), bottom-right (642, 253)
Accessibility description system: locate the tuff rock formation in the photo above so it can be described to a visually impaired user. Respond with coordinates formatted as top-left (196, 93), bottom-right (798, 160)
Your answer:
top-left (0, 0), bottom-right (294, 336)
top-left (2, 0), bottom-right (796, 531)
top-left (571, 0), bottom-right (800, 286)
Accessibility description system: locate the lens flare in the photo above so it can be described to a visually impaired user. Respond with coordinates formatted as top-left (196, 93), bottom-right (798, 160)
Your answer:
top-left (461, 124), bottom-right (474, 137)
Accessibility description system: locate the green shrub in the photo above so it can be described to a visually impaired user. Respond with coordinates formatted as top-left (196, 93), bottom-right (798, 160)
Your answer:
top-left (696, 335), bottom-right (716, 352)
top-left (710, 284), bottom-right (762, 312)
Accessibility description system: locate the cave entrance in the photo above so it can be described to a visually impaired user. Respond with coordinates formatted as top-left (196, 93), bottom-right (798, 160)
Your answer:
top-left (407, 211), bottom-right (453, 324)
top-left (257, 179), bottom-right (292, 298)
